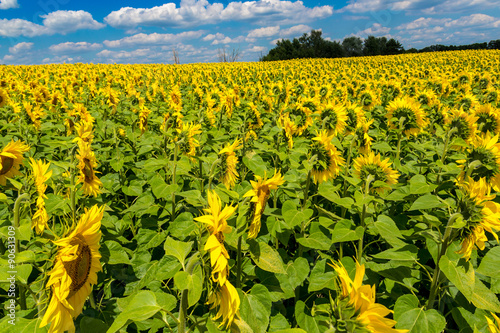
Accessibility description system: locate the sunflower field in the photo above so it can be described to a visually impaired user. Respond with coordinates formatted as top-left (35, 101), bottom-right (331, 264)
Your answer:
top-left (1, 49), bottom-right (500, 333)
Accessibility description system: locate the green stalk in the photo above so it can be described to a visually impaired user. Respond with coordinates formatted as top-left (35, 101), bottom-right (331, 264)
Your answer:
top-left (69, 145), bottom-right (77, 225)
top-left (302, 171), bottom-right (312, 209)
top-left (435, 127), bottom-right (457, 186)
top-left (14, 193), bottom-right (30, 310)
top-left (341, 134), bottom-right (357, 218)
top-left (179, 253), bottom-right (200, 333)
top-left (395, 117), bottom-right (406, 161)
top-left (236, 236), bottom-right (242, 289)
top-left (357, 175), bottom-right (374, 262)
top-left (426, 213), bottom-right (462, 309)
top-left (171, 142), bottom-right (179, 222)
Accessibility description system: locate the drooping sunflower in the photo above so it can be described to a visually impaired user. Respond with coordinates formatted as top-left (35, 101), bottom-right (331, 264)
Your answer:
top-left (386, 96), bottom-right (428, 137)
top-left (218, 139), bottom-right (242, 190)
top-left (355, 119), bottom-right (374, 155)
top-left (206, 280), bottom-right (240, 329)
top-left (353, 152), bottom-right (399, 194)
top-left (73, 121), bottom-right (94, 145)
top-left (0, 139), bottom-right (30, 186)
top-left (244, 170), bottom-right (285, 239)
top-left (456, 178), bottom-right (500, 261)
top-left (344, 102), bottom-right (366, 135)
top-left (329, 260), bottom-right (408, 333)
top-left (30, 158), bottom-right (52, 235)
top-left (287, 103), bottom-right (313, 136)
top-left (310, 130), bottom-right (345, 184)
top-left (40, 205), bottom-right (104, 333)
top-left (138, 106), bottom-right (151, 134)
top-left (76, 141), bottom-right (102, 197)
top-left (319, 102), bottom-right (347, 136)
top-left (474, 104), bottom-right (500, 136)
top-left (456, 133), bottom-right (500, 192)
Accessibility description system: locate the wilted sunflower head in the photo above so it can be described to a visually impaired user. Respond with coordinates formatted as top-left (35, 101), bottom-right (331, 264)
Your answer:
top-left (0, 139), bottom-right (30, 186)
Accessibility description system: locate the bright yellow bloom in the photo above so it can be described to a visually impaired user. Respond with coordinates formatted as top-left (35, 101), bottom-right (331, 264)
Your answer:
top-left (310, 130), bottom-right (345, 184)
top-left (0, 88), bottom-right (8, 108)
top-left (195, 190), bottom-right (236, 286)
top-left (29, 158), bottom-right (52, 234)
top-left (76, 142), bottom-right (102, 197)
top-left (329, 260), bottom-right (408, 333)
top-left (456, 178), bottom-right (500, 260)
top-left (218, 139), bottom-right (242, 189)
top-left (207, 281), bottom-right (240, 329)
top-left (354, 152), bottom-right (399, 194)
top-left (138, 106), bottom-right (151, 134)
top-left (0, 139), bottom-right (30, 186)
top-left (244, 170), bottom-right (285, 239)
top-left (319, 102), bottom-right (347, 136)
top-left (386, 96), bottom-right (428, 137)
top-left (445, 107), bottom-right (478, 145)
top-left (176, 122), bottom-right (202, 159)
top-left (40, 205), bottom-right (104, 333)
top-left (474, 104), bottom-right (500, 136)
top-left (355, 119), bottom-right (374, 154)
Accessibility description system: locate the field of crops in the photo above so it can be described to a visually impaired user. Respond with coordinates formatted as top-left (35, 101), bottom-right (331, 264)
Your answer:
top-left (1, 49), bottom-right (500, 333)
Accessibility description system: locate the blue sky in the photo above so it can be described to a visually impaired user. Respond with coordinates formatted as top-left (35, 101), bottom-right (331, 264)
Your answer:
top-left (0, 0), bottom-right (499, 64)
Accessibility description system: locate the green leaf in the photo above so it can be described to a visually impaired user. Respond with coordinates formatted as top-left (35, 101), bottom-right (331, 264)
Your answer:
top-left (409, 194), bottom-right (445, 211)
top-left (282, 200), bottom-right (313, 229)
top-left (122, 179), bottom-right (144, 196)
top-left (308, 259), bottom-right (335, 292)
top-left (102, 241), bottom-right (131, 265)
top-left (80, 317), bottom-right (109, 333)
top-left (296, 232), bottom-right (332, 251)
top-left (106, 290), bottom-right (162, 333)
top-left (477, 246), bottom-right (500, 278)
top-left (239, 284), bottom-right (272, 333)
top-left (295, 301), bottom-right (322, 333)
top-left (470, 276), bottom-right (500, 312)
top-left (248, 240), bottom-right (286, 274)
top-left (243, 152), bottom-right (267, 177)
top-left (149, 174), bottom-right (178, 199)
top-left (331, 219), bottom-right (363, 243)
top-left (173, 265), bottom-right (203, 307)
top-left (439, 255), bottom-right (474, 300)
top-left (178, 190), bottom-right (206, 207)
top-left (167, 212), bottom-right (197, 240)
top-left (373, 215), bottom-right (405, 247)
top-left (394, 294), bottom-right (446, 333)
top-left (409, 175), bottom-right (437, 194)
top-left (372, 244), bottom-right (419, 261)
top-left (163, 236), bottom-right (193, 267)
top-left (286, 257), bottom-right (310, 290)
top-left (0, 317), bottom-right (47, 333)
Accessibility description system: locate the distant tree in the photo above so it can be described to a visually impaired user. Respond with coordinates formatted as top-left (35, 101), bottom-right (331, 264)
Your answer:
top-left (217, 47), bottom-right (240, 62)
top-left (363, 35), bottom-right (380, 56)
top-left (488, 39), bottom-right (500, 49)
top-left (172, 49), bottom-right (180, 64)
top-left (385, 38), bottom-right (405, 55)
top-left (342, 36), bottom-right (363, 57)
top-left (406, 48), bottom-right (418, 53)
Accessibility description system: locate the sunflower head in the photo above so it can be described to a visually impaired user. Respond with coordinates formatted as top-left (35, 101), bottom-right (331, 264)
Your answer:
top-left (310, 131), bottom-right (345, 184)
top-left (445, 108), bottom-right (478, 144)
top-left (320, 103), bottom-right (347, 136)
top-left (218, 139), bottom-right (242, 189)
top-left (76, 141), bottom-right (102, 197)
top-left (474, 104), bottom-right (500, 136)
top-left (353, 152), bottom-right (399, 194)
top-left (386, 97), bottom-right (428, 137)
top-left (0, 88), bottom-right (9, 108)
top-left (0, 139), bottom-right (30, 186)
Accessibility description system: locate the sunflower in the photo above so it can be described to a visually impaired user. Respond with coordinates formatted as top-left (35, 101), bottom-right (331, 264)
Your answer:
top-left (486, 312), bottom-right (500, 333)
top-left (386, 97), bottom-right (428, 137)
top-left (29, 158), bottom-right (52, 235)
top-left (206, 281), bottom-right (240, 329)
top-left (138, 106), bottom-right (151, 134)
top-left (353, 152), bottom-right (399, 194)
top-left (246, 102), bottom-right (263, 130)
top-left (445, 107), bottom-right (478, 145)
top-left (310, 130), bottom-right (345, 184)
top-left (319, 102), bottom-right (347, 136)
top-left (456, 133), bottom-right (500, 192)
top-left (456, 178), bottom-right (500, 261)
top-left (344, 102), bottom-right (366, 134)
top-left (0, 88), bottom-right (8, 108)
top-left (168, 85), bottom-right (183, 112)
top-left (76, 141), bottom-right (102, 197)
top-left (218, 139), bottom-right (242, 190)
top-left (0, 139), bottom-right (30, 186)
top-left (244, 170), bottom-right (285, 239)
top-left (474, 104), bottom-right (500, 136)
top-left (40, 205), bottom-right (104, 333)
top-left (355, 119), bottom-right (374, 155)
top-left (175, 122), bottom-right (202, 159)
top-left (73, 121), bottom-right (94, 144)
top-left (329, 260), bottom-right (408, 333)
top-left (287, 103), bottom-right (313, 136)
top-left (194, 190), bottom-right (236, 286)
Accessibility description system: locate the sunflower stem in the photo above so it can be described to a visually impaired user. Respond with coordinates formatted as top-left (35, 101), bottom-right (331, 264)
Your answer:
top-left (179, 253), bottom-right (200, 333)
top-left (171, 142), bottom-right (178, 222)
top-left (302, 170), bottom-right (312, 209)
top-left (13, 192), bottom-right (30, 310)
top-left (357, 175), bottom-right (373, 262)
top-left (341, 134), bottom-right (357, 218)
top-left (427, 213), bottom-right (461, 309)
top-left (435, 127), bottom-right (457, 186)
top-left (395, 117), bottom-right (406, 161)
top-left (69, 145), bottom-right (77, 225)
top-left (236, 236), bottom-right (242, 289)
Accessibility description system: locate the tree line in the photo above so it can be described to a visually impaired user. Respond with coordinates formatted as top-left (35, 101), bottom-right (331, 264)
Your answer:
top-left (260, 30), bottom-right (500, 61)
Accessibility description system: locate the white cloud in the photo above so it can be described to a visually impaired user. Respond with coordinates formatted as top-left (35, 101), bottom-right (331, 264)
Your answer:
top-left (104, 0), bottom-right (333, 29)
top-left (49, 42), bottom-right (102, 53)
top-left (247, 25), bottom-right (280, 38)
top-left (42, 55), bottom-right (83, 64)
top-left (0, 10), bottom-right (105, 37)
top-left (281, 24), bottom-right (312, 36)
top-left (0, 0), bottom-right (18, 10)
top-left (9, 42), bottom-right (33, 54)
top-left (203, 32), bottom-right (225, 41)
top-left (423, 0), bottom-right (498, 15)
top-left (103, 31), bottom-right (204, 48)
top-left (397, 14), bottom-right (500, 31)
top-left (360, 23), bottom-right (391, 35)
top-left (247, 45), bottom-right (266, 52)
